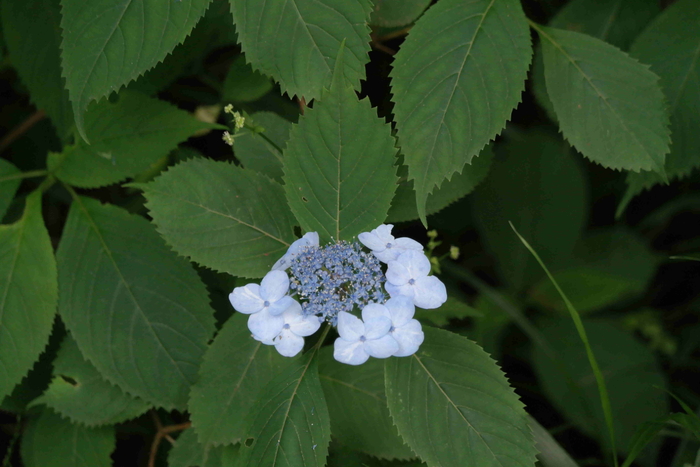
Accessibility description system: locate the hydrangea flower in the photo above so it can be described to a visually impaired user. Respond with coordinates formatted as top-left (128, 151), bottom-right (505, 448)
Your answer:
top-left (383, 296), bottom-right (424, 357)
top-left (228, 269), bottom-right (296, 316)
top-left (333, 308), bottom-right (399, 365)
top-left (385, 250), bottom-right (447, 309)
top-left (272, 232), bottom-right (319, 271)
top-left (358, 224), bottom-right (423, 263)
top-left (254, 302), bottom-right (322, 357)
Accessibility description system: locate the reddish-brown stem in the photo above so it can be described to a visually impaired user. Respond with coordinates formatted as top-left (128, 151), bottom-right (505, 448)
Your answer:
top-left (147, 410), bottom-right (191, 467)
top-left (375, 26), bottom-right (412, 42)
top-left (298, 97), bottom-right (307, 115)
top-left (0, 110), bottom-right (46, 154)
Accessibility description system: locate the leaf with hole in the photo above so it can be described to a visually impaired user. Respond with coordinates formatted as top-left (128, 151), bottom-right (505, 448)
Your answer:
top-left (56, 196), bottom-right (215, 409)
top-left (143, 158), bottom-right (297, 278)
top-left (390, 0), bottom-right (532, 223)
top-left (0, 192), bottom-right (57, 401)
top-left (385, 326), bottom-right (537, 467)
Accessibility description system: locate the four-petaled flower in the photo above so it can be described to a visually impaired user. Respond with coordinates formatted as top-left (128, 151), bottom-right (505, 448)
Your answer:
top-left (254, 302), bottom-right (322, 357)
top-left (385, 250), bottom-right (447, 309)
top-left (383, 296), bottom-right (424, 357)
top-left (333, 307), bottom-right (399, 365)
top-left (272, 232), bottom-right (319, 270)
top-left (358, 224), bottom-right (422, 263)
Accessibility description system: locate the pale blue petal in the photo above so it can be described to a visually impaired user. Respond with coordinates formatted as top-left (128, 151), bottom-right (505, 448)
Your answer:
top-left (373, 224), bottom-right (394, 242)
top-left (361, 303), bottom-right (391, 322)
top-left (364, 335), bottom-right (399, 358)
top-left (267, 295), bottom-right (296, 316)
top-left (413, 276), bottom-right (447, 309)
top-left (385, 281), bottom-right (415, 300)
top-left (385, 259), bottom-right (410, 286)
top-left (364, 316), bottom-right (392, 340)
top-left (259, 270), bottom-right (289, 302)
top-left (385, 296), bottom-right (415, 327)
top-left (274, 329), bottom-right (305, 357)
top-left (286, 307), bottom-right (321, 337)
top-left (229, 284), bottom-right (263, 314)
top-left (358, 231), bottom-right (385, 251)
top-left (393, 237), bottom-right (424, 252)
top-left (252, 334), bottom-right (274, 346)
top-left (397, 250), bottom-right (431, 278)
top-left (271, 232), bottom-right (319, 270)
top-left (337, 311), bottom-right (364, 341)
top-left (374, 248), bottom-right (400, 263)
top-left (334, 338), bottom-right (369, 365)
top-left (247, 308), bottom-right (285, 341)
top-left (392, 319), bottom-right (424, 357)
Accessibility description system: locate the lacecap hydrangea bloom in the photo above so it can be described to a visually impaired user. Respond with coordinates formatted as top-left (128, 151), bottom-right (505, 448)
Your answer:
top-left (228, 224), bottom-right (447, 364)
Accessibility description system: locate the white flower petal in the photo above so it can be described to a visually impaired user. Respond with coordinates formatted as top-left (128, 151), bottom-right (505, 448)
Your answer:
top-left (358, 232), bottom-right (386, 251)
top-left (374, 249), bottom-right (400, 263)
top-left (364, 316), bottom-right (392, 340)
top-left (286, 310), bottom-right (321, 337)
top-left (273, 329), bottom-right (305, 357)
top-left (267, 295), bottom-right (296, 316)
top-left (392, 320), bottom-right (424, 357)
top-left (333, 338), bottom-right (369, 365)
top-left (385, 281), bottom-right (415, 300)
top-left (247, 308), bottom-right (285, 341)
top-left (364, 335), bottom-right (399, 359)
top-left (385, 259), bottom-right (410, 286)
top-left (373, 224), bottom-right (394, 243)
top-left (397, 250), bottom-right (431, 278)
top-left (271, 232), bottom-right (319, 270)
top-left (385, 296), bottom-right (415, 327)
top-left (413, 276), bottom-right (447, 309)
top-left (229, 284), bottom-right (264, 314)
top-left (259, 270), bottom-right (289, 302)
top-left (337, 311), bottom-right (364, 341)
top-left (252, 334), bottom-right (274, 346)
top-left (393, 237), bottom-right (424, 252)
top-left (361, 303), bottom-right (391, 323)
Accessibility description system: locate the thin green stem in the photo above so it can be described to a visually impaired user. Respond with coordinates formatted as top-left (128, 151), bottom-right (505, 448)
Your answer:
top-left (2, 416), bottom-right (21, 467)
top-left (0, 169), bottom-right (49, 184)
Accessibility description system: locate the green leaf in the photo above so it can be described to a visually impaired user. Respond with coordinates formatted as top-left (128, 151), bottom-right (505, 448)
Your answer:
top-left (47, 91), bottom-right (221, 189)
top-left (143, 158), bottom-right (296, 278)
top-left (283, 73), bottom-right (397, 243)
top-left (620, 0), bottom-right (700, 210)
top-left (223, 56), bottom-right (274, 103)
top-left (461, 293), bottom-right (512, 359)
top-left (169, 428), bottom-right (239, 467)
top-left (414, 296), bottom-right (482, 328)
top-left (229, 0), bottom-right (372, 100)
top-left (32, 336), bottom-right (150, 426)
top-left (318, 347), bottom-right (413, 460)
top-left (532, 318), bottom-right (669, 453)
top-left (233, 112), bottom-right (291, 181)
top-left (1, 0), bottom-right (74, 139)
top-left (237, 353), bottom-right (332, 467)
top-left (535, 23), bottom-right (671, 173)
top-left (621, 420), bottom-right (668, 467)
top-left (387, 146), bottom-right (493, 224)
top-left (385, 326), bottom-right (537, 467)
top-left (530, 229), bottom-right (657, 314)
top-left (0, 191), bottom-right (57, 401)
top-left (529, 416), bottom-right (580, 467)
top-left (0, 159), bottom-right (21, 220)
top-left (390, 0), bottom-right (532, 223)
top-left (60, 0), bottom-right (212, 140)
top-left (472, 129), bottom-right (587, 292)
top-left (21, 408), bottom-right (115, 467)
top-left (56, 195), bottom-right (215, 409)
top-left (369, 0), bottom-right (431, 28)
top-left (189, 313), bottom-right (297, 446)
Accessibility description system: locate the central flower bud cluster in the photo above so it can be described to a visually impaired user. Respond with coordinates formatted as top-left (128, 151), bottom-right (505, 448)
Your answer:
top-left (288, 241), bottom-right (386, 325)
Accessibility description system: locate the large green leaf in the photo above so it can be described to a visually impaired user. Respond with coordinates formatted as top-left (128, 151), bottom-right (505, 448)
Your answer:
top-left (472, 129), bottom-right (587, 292)
top-left (318, 347), bottom-right (413, 460)
top-left (189, 313), bottom-right (296, 446)
top-left (529, 228), bottom-right (658, 314)
top-left (223, 56), bottom-right (274, 103)
top-left (536, 24), bottom-right (670, 173)
top-left (387, 146), bottom-right (493, 223)
top-left (21, 408), bottom-right (115, 467)
top-left (233, 111), bottom-right (291, 182)
top-left (532, 318), bottom-right (669, 453)
top-left (385, 327), bottom-right (537, 467)
top-left (47, 91), bottom-right (221, 189)
top-left (390, 0), bottom-right (531, 223)
top-left (283, 72), bottom-right (397, 242)
top-left (621, 0), bottom-right (700, 210)
top-left (143, 158), bottom-right (296, 278)
top-left (0, 192), bottom-right (57, 401)
top-left (1, 0), bottom-right (74, 139)
top-left (229, 0), bottom-right (372, 100)
top-left (370, 0), bottom-right (431, 27)
top-left (0, 159), bottom-right (21, 220)
top-left (237, 353), bottom-right (332, 467)
top-left (32, 336), bottom-right (150, 426)
top-left (56, 196), bottom-right (215, 409)
top-left (60, 0), bottom-right (212, 139)
top-left (169, 429), bottom-right (239, 467)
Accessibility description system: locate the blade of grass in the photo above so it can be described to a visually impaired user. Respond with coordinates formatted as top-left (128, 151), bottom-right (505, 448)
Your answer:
top-left (510, 221), bottom-right (619, 466)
